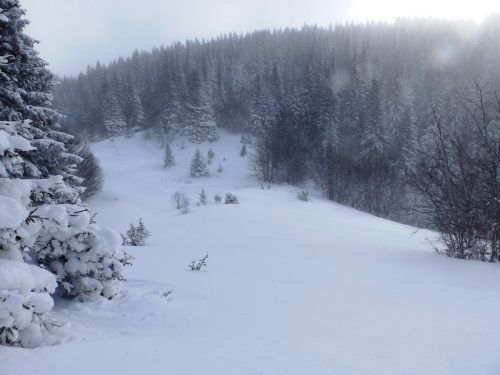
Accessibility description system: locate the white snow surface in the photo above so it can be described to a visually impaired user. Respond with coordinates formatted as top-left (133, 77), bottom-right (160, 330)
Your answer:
top-left (3, 130), bottom-right (500, 374)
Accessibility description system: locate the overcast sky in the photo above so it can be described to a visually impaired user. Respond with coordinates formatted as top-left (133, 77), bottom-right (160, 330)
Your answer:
top-left (20, 0), bottom-right (500, 77)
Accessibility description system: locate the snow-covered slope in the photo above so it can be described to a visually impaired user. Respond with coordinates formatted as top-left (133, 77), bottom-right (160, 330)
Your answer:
top-left (3, 130), bottom-right (500, 375)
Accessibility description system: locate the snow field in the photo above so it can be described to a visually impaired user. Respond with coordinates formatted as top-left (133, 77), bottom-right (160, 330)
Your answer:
top-left (3, 130), bottom-right (500, 374)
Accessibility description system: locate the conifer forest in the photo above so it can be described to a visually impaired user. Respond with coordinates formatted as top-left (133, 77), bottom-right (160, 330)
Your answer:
top-left (54, 18), bottom-right (500, 259)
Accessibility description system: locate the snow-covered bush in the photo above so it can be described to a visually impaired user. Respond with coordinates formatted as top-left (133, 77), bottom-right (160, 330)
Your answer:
top-left (0, 259), bottom-right (58, 348)
top-left (214, 194), bottom-right (222, 203)
top-left (65, 139), bottom-right (104, 202)
top-left (297, 190), bottom-right (309, 201)
top-left (180, 195), bottom-right (191, 214)
top-left (0, 187), bottom-right (57, 347)
top-left (31, 205), bottom-right (132, 301)
top-left (123, 218), bottom-right (151, 246)
top-left (171, 191), bottom-right (187, 209)
top-left (225, 193), bottom-right (239, 204)
top-left (197, 188), bottom-right (208, 206)
top-left (217, 162), bottom-right (224, 173)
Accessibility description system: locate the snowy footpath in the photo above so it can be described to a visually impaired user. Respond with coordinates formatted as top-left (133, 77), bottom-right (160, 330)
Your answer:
top-left (2, 130), bottom-right (500, 375)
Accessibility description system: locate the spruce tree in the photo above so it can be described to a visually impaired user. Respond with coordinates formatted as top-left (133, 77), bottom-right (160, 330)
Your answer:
top-left (189, 148), bottom-right (209, 177)
top-left (101, 79), bottom-right (127, 138)
top-left (0, 3), bottom-right (130, 346)
top-left (163, 142), bottom-right (175, 169)
top-left (160, 64), bottom-right (181, 145)
top-left (184, 68), bottom-right (218, 143)
top-left (197, 188), bottom-right (208, 205)
top-left (207, 148), bottom-right (215, 160)
top-left (0, 2), bottom-right (81, 189)
top-left (240, 144), bottom-right (247, 157)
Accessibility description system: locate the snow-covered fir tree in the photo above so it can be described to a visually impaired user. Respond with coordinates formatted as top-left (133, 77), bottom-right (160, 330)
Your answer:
top-left (124, 218), bottom-right (151, 246)
top-left (197, 188), bottom-right (208, 205)
top-left (189, 148), bottom-right (209, 177)
top-left (163, 142), bottom-right (175, 169)
top-left (207, 148), bottom-right (215, 160)
top-left (240, 144), bottom-right (247, 157)
top-left (102, 79), bottom-right (128, 138)
top-left (183, 68), bottom-right (218, 143)
top-left (0, 1), bottom-right (131, 347)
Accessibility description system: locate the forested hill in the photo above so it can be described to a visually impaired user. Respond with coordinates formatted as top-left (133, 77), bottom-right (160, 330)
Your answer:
top-left (53, 16), bottom-right (500, 223)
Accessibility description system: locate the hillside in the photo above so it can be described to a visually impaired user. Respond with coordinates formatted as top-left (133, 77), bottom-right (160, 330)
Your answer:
top-left (3, 131), bottom-right (500, 375)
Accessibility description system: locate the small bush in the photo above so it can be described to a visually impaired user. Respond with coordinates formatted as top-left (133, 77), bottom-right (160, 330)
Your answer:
top-left (214, 194), bottom-right (222, 203)
top-left (197, 188), bottom-right (208, 206)
top-left (180, 196), bottom-right (191, 214)
top-left (170, 191), bottom-right (187, 209)
top-left (225, 193), bottom-right (239, 204)
top-left (297, 190), bottom-right (310, 201)
top-left (217, 162), bottom-right (224, 173)
top-left (124, 218), bottom-right (151, 246)
top-left (207, 148), bottom-right (215, 159)
top-left (188, 253), bottom-right (208, 271)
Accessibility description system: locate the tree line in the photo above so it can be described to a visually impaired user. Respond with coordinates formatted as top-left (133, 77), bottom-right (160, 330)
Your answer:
top-left (54, 16), bottom-right (500, 258)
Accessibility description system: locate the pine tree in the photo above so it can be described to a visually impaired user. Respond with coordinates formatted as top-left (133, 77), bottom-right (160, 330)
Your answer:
top-left (189, 148), bottom-right (209, 177)
top-left (163, 142), bottom-right (175, 168)
top-left (197, 188), bottom-right (208, 205)
top-left (160, 63), bottom-right (181, 145)
top-left (184, 68), bottom-right (218, 143)
top-left (101, 80), bottom-right (127, 138)
top-left (0, 3), bottom-right (130, 346)
top-left (240, 144), bottom-right (247, 157)
top-left (359, 78), bottom-right (388, 162)
top-left (0, 2), bottom-right (82, 189)
top-left (125, 218), bottom-right (151, 246)
top-left (125, 76), bottom-right (146, 135)
top-left (249, 72), bottom-right (271, 136)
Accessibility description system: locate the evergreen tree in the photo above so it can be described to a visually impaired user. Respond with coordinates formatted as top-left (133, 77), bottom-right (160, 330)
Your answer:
top-left (159, 63), bottom-right (181, 145)
top-left (163, 142), bottom-right (175, 168)
top-left (197, 188), bottom-right (208, 205)
top-left (0, 3), bottom-right (130, 347)
top-left (124, 74), bottom-right (146, 135)
top-left (125, 218), bottom-right (151, 246)
top-left (184, 68), bottom-right (218, 143)
top-left (0, 2), bottom-right (82, 190)
top-left (101, 79), bottom-right (127, 137)
top-left (240, 144), bottom-right (247, 157)
top-left (189, 148), bottom-right (209, 177)
top-left (359, 78), bottom-right (388, 162)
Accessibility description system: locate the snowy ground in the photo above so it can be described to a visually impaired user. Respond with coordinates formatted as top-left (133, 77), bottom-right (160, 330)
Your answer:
top-left (3, 130), bottom-right (500, 374)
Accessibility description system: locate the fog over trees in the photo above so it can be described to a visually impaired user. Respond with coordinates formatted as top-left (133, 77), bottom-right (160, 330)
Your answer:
top-left (54, 16), bottom-right (500, 258)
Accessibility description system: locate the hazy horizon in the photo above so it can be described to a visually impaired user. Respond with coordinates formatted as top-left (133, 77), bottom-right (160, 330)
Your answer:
top-left (20, 0), bottom-right (500, 77)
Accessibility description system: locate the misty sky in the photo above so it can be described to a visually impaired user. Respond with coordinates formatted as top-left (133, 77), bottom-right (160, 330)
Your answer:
top-left (20, 0), bottom-right (500, 77)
